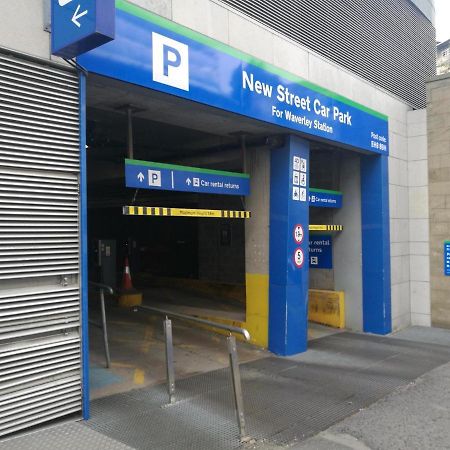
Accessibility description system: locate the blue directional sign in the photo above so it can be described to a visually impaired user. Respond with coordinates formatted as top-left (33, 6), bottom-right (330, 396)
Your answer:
top-left (309, 235), bottom-right (333, 269)
top-left (78, 1), bottom-right (389, 155)
top-left (309, 189), bottom-right (343, 208)
top-left (445, 241), bottom-right (450, 276)
top-left (125, 159), bottom-right (250, 196)
top-left (51, 0), bottom-right (115, 59)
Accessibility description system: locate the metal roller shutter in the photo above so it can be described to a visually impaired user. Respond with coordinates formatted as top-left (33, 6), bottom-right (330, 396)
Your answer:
top-left (0, 52), bottom-right (81, 437)
top-left (219, 0), bottom-right (435, 109)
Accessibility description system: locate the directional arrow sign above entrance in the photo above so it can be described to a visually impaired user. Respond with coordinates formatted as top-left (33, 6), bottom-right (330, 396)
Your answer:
top-left (51, 0), bottom-right (115, 59)
top-left (125, 159), bottom-right (250, 196)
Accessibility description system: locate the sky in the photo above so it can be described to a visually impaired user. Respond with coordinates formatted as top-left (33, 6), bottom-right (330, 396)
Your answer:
top-left (435, 0), bottom-right (450, 42)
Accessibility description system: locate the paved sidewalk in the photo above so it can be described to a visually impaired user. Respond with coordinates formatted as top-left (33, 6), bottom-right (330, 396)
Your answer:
top-left (283, 326), bottom-right (450, 450)
top-left (2, 327), bottom-right (450, 449)
top-left (287, 360), bottom-right (450, 450)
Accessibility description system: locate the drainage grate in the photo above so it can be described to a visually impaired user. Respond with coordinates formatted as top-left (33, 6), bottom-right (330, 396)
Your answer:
top-left (3, 332), bottom-right (450, 449)
top-left (84, 332), bottom-right (450, 449)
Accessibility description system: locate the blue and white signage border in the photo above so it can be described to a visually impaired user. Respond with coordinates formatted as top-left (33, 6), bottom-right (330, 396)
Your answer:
top-left (444, 241), bottom-right (450, 276)
top-left (51, 0), bottom-right (115, 59)
top-left (309, 188), bottom-right (343, 208)
top-left (125, 159), bottom-right (250, 196)
top-left (78, 0), bottom-right (389, 155)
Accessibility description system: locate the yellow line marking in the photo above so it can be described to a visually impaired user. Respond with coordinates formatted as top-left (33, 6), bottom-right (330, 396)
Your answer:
top-left (134, 369), bottom-right (145, 385)
top-left (309, 224), bottom-right (343, 231)
top-left (123, 206), bottom-right (251, 219)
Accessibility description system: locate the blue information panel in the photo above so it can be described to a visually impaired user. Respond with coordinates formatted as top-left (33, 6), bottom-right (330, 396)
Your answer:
top-left (51, 0), bottom-right (115, 58)
top-left (309, 235), bottom-right (333, 269)
top-left (269, 136), bottom-right (310, 355)
top-left (445, 241), bottom-right (450, 276)
top-left (125, 159), bottom-right (250, 196)
top-left (309, 189), bottom-right (342, 208)
top-left (78, 1), bottom-right (389, 155)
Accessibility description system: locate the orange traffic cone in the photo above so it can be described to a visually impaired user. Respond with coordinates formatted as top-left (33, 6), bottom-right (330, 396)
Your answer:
top-left (118, 256), bottom-right (143, 308)
top-left (121, 256), bottom-right (134, 290)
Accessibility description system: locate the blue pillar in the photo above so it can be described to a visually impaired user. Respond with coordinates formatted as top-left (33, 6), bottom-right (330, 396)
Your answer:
top-left (361, 154), bottom-right (391, 334)
top-left (269, 136), bottom-right (310, 355)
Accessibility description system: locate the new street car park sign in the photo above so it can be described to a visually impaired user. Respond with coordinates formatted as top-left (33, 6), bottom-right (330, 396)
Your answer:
top-left (125, 159), bottom-right (250, 196)
top-left (78, 1), bottom-right (389, 155)
top-left (51, 0), bottom-right (115, 58)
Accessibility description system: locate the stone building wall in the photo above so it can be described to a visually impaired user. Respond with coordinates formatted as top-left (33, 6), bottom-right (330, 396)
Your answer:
top-left (427, 74), bottom-right (450, 327)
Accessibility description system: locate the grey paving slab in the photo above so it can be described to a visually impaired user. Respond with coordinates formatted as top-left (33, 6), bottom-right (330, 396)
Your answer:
top-left (290, 361), bottom-right (450, 450)
top-left (3, 330), bottom-right (450, 450)
top-left (391, 325), bottom-right (450, 347)
top-left (0, 422), bottom-right (133, 450)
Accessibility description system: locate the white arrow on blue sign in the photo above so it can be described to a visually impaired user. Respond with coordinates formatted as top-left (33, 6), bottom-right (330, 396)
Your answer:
top-left (51, 0), bottom-right (115, 59)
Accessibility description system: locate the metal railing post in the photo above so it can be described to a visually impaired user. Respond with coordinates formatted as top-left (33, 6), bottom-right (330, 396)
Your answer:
top-left (164, 317), bottom-right (176, 404)
top-left (227, 334), bottom-right (248, 441)
top-left (135, 304), bottom-right (251, 439)
top-left (99, 288), bottom-right (111, 368)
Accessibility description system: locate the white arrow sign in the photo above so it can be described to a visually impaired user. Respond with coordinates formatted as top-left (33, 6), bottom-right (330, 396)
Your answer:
top-left (58, 0), bottom-right (73, 5)
top-left (137, 172), bottom-right (145, 182)
top-left (72, 4), bottom-right (88, 28)
top-left (186, 178), bottom-right (192, 186)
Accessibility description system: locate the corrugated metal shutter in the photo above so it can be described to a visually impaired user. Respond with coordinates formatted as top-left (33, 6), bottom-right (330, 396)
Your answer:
top-left (219, 0), bottom-right (435, 109)
top-left (0, 52), bottom-right (81, 437)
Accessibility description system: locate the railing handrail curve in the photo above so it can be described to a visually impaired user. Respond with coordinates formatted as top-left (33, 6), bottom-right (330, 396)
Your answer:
top-left (136, 304), bottom-right (251, 341)
top-left (89, 281), bottom-right (114, 295)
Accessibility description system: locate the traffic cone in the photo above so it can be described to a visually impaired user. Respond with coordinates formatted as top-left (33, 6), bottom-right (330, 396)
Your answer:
top-left (121, 257), bottom-right (134, 290)
top-left (118, 256), bottom-right (143, 308)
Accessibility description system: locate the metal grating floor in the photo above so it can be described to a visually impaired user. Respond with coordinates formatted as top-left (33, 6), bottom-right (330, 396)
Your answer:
top-left (2, 331), bottom-right (450, 449)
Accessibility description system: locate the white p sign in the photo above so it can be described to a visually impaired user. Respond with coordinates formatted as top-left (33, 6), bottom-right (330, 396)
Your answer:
top-left (148, 170), bottom-right (162, 187)
top-left (152, 32), bottom-right (189, 91)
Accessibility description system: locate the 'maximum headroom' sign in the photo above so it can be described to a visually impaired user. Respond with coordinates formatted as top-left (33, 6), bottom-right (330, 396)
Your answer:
top-left (78, 0), bottom-right (389, 155)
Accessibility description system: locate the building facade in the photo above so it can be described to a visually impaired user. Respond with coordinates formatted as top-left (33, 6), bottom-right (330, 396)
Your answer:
top-left (437, 39), bottom-right (450, 75)
top-left (427, 73), bottom-right (450, 327)
top-left (0, 0), bottom-right (436, 437)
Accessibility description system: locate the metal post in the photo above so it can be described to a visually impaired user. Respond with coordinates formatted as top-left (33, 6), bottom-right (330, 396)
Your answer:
top-left (227, 334), bottom-right (248, 441)
top-left (127, 107), bottom-right (134, 159)
top-left (164, 317), bottom-right (175, 404)
top-left (99, 289), bottom-right (111, 368)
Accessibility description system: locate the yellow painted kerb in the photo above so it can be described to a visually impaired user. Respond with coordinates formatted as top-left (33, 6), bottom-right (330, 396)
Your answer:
top-left (244, 273), bottom-right (269, 348)
top-left (118, 292), bottom-right (143, 307)
top-left (308, 289), bottom-right (345, 329)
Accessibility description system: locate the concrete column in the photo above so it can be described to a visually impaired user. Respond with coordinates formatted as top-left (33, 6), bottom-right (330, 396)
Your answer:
top-left (333, 154), bottom-right (363, 331)
top-left (244, 146), bottom-right (270, 347)
top-left (269, 136), bottom-right (310, 355)
top-left (407, 109), bottom-right (430, 326)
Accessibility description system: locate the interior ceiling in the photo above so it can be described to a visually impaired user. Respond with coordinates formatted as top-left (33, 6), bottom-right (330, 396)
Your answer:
top-left (87, 74), bottom-right (280, 141)
top-left (86, 74), bottom-right (361, 195)
top-left (87, 74), bottom-right (367, 156)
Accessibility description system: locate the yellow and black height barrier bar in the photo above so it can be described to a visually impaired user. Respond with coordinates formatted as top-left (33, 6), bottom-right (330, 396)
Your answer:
top-left (309, 224), bottom-right (343, 231)
top-left (123, 206), bottom-right (251, 219)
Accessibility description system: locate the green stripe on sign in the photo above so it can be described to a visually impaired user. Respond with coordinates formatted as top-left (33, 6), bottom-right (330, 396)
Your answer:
top-left (116, 0), bottom-right (388, 121)
top-left (309, 188), bottom-right (343, 195)
top-left (125, 159), bottom-right (250, 178)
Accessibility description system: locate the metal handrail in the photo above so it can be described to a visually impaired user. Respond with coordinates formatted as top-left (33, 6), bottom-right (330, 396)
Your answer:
top-left (135, 304), bottom-right (250, 341)
top-left (88, 281), bottom-right (114, 368)
top-left (89, 281), bottom-right (114, 295)
top-left (135, 303), bottom-right (251, 442)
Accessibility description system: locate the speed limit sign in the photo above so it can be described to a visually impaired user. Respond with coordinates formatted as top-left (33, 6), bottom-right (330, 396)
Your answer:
top-left (293, 224), bottom-right (304, 244)
top-left (293, 248), bottom-right (304, 268)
